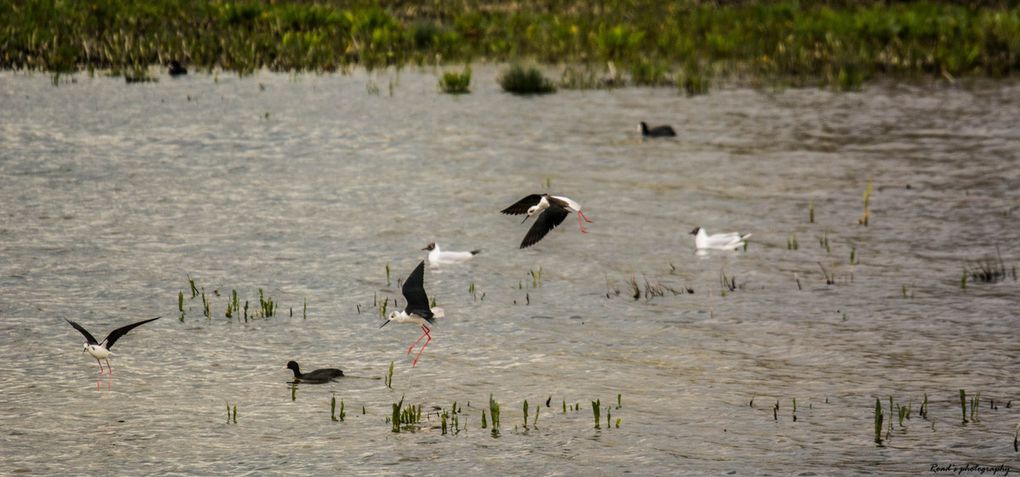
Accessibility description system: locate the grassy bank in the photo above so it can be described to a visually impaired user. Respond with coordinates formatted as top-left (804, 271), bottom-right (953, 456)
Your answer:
top-left (1, 1), bottom-right (1018, 89)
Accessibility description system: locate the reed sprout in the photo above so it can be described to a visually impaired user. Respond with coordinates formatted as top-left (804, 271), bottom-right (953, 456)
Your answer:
top-left (385, 361), bottom-right (394, 389)
top-left (489, 394), bottom-right (501, 436)
top-left (860, 181), bottom-right (873, 226)
top-left (960, 389), bottom-right (968, 424)
top-left (874, 398), bottom-right (884, 446)
top-left (592, 399), bottom-right (601, 429)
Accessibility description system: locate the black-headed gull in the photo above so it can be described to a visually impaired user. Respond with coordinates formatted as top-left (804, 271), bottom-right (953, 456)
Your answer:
top-left (690, 227), bottom-right (752, 250)
top-left (285, 361), bottom-right (344, 383)
top-left (640, 121), bottom-right (676, 137)
top-left (501, 194), bottom-right (592, 248)
top-left (422, 242), bottom-right (480, 265)
top-left (65, 317), bottom-right (160, 375)
top-left (380, 261), bottom-right (444, 366)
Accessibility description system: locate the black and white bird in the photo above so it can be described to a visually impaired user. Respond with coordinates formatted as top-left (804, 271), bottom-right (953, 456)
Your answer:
top-left (65, 317), bottom-right (160, 375)
top-left (639, 121), bottom-right (676, 137)
top-left (501, 194), bottom-right (592, 248)
top-left (285, 361), bottom-right (344, 383)
top-left (380, 261), bottom-right (444, 367)
top-left (690, 226), bottom-right (752, 250)
top-left (422, 242), bottom-right (480, 266)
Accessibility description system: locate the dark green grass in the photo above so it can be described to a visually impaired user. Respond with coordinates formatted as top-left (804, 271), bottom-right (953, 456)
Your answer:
top-left (2, 1), bottom-right (1018, 89)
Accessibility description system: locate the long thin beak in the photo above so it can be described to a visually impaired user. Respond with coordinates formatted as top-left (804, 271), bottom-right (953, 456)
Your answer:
top-left (521, 215), bottom-right (530, 224)
top-left (379, 320), bottom-right (390, 328)
top-left (421, 246), bottom-right (429, 251)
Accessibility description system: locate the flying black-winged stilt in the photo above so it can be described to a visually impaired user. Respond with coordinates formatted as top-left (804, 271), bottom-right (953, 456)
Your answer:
top-left (639, 121), bottom-right (677, 137)
top-left (65, 317), bottom-right (160, 375)
top-left (285, 361), bottom-right (344, 383)
top-left (690, 226), bottom-right (752, 250)
top-left (501, 194), bottom-right (592, 248)
top-left (379, 261), bottom-right (444, 366)
top-left (422, 242), bottom-right (480, 266)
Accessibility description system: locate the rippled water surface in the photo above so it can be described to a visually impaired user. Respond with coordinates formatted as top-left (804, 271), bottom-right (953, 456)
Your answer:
top-left (2, 68), bottom-right (1019, 475)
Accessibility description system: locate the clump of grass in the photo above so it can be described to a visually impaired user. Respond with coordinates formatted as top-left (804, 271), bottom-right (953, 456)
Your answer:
top-left (389, 396), bottom-right (421, 433)
top-left (439, 67), bottom-right (471, 94)
top-left (522, 400), bottom-right (529, 430)
top-left (530, 267), bottom-right (543, 287)
top-left (809, 201), bottom-right (815, 223)
top-left (787, 234), bottom-right (799, 250)
top-left (257, 288), bottom-right (276, 318)
top-left (385, 263), bottom-right (391, 287)
top-left (920, 393), bottom-right (929, 419)
top-left (965, 247), bottom-right (1009, 284)
top-left (331, 394), bottom-right (345, 422)
top-left (592, 399), bottom-right (601, 429)
top-left (819, 228), bottom-right (830, 254)
top-left (499, 64), bottom-right (555, 95)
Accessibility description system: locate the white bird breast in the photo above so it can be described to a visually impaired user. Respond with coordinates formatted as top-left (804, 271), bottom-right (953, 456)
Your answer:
top-left (85, 344), bottom-right (111, 359)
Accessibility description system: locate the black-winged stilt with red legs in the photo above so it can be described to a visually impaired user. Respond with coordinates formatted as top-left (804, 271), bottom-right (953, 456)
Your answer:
top-left (65, 317), bottom-right (160, 375)
top-left (380, 261), bottom-right (444, 367)
top-left (501, 194), bottom-right (591, 248)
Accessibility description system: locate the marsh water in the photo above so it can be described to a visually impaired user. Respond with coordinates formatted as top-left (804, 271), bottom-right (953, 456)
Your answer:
top-left (1, 67), bottom-right (1019, 475)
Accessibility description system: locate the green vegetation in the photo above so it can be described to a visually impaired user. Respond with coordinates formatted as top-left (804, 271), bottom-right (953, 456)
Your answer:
top-left (499, 64), bottom-right (556, 94)
top-left (3, 1), bottom-right (1018, 89)
top-left (439, 67), bottom-right (471, 94)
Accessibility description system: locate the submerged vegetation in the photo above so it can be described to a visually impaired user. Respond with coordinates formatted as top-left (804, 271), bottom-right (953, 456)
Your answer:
top-left (3, 1), bottom-right (1019, 89)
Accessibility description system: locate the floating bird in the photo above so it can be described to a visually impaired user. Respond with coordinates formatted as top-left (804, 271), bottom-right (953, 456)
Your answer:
top-left (65, 317), bottom-right (160, 375)
top-left (501, 194), bottom-right (592, 248)
top-left (690, 227), bottom-right (752, 250)
top-left (639, 121), bottom-right (676, 137)
top-left (168, 60), bottom-right (187, 76)
top-left (422, 242), bottom-right (480, 266)
top-left (285, 361), bottom-right (344, 383)
top-left (380, 261), bottom-right (444, 366)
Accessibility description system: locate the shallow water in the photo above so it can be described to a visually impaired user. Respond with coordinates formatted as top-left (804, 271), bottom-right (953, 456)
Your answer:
top-left (1, 67), bottom-right (1019, 475)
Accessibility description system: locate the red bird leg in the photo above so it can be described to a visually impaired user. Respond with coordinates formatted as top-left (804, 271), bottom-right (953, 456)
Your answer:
top-left (576, 213), bottom-right (588, 234)
top-left (579, 210), bottom-right (593, 223)
top-left (407, 330), bottom-right (428, 354)
top-left (106, 359), bottom-right (112, 375)
top-left (412, 334), bottom-right (432, 367)
top-left (96, 358), bottom-right (105, 375)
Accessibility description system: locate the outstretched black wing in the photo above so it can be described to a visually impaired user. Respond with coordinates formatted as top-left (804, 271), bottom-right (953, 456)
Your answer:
top-left (521, 204), bottom-right (569, 249)
top-left (401, 261), bottom-right (433, 320)
top-left (103, 316), bottom-right (160, 349)
top-left (500, 194), bottom-right (544, 215)
top-left (65, 319), bottom-right (99, 345)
